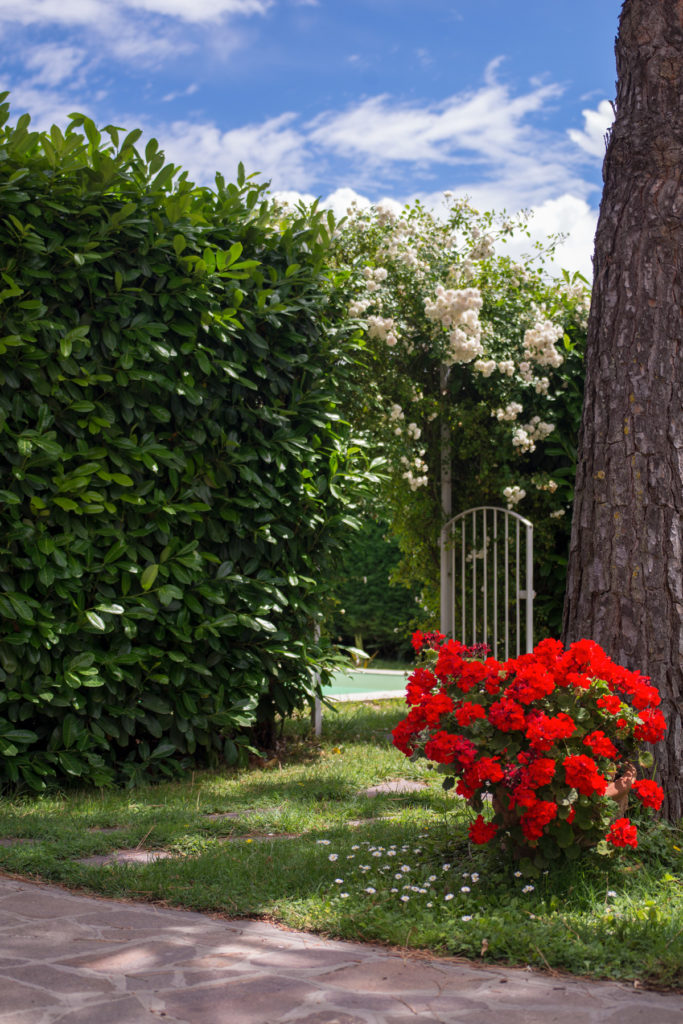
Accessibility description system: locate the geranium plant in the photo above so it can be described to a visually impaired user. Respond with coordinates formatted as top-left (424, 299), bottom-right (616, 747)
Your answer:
top-left (393, 632), bottom-right (667, 871)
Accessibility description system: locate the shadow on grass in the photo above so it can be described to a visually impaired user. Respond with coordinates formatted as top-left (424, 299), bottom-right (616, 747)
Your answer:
top-left (287, 701), bottom-right (406, 746)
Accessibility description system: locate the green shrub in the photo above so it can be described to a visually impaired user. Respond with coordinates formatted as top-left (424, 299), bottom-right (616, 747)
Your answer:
top-left (0, 97), bottom-right (374, 789)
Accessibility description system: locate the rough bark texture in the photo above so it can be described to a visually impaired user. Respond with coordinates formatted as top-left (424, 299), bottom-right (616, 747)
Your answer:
top-left (562, 0), bottom-right (683, 821)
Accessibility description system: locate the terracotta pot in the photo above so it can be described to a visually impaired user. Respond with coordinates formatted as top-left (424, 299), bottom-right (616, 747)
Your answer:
top-left (489, 763), bottom-right (637, 859)
top-left (604, 762), bottom-right (637, 817)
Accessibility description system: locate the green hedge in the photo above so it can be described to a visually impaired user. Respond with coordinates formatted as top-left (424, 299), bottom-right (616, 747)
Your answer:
top-left (0, 97), bottom-right (373, 789)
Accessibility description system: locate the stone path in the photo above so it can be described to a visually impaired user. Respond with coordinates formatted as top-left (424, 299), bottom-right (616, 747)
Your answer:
top-left (0, 874), bottom-right (681, 1024)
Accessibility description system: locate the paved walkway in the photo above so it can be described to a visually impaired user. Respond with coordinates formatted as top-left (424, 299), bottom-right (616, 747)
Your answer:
top-left (0, 874), bottom-right (681, 1024)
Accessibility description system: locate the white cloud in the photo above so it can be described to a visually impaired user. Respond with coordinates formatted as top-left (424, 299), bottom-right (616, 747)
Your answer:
top-left (308, 61), bottom-right (563, 168)
top-left (0, 1), bottom-right (104, 26)
top-left (158, 113), bottom-right (315, 189)
top-left (321, 187), bottom-right (373, 219)
top-left (126, 0), bottom-right (272, 22)
top-left (0, 0), bottom-right (270, 67)
top-left (568, 100), bottom-right (614, 158)
top-left (505, 194), bottom-right (598, 279)
top-left (0, 0), bottom-right (272, 26)
top-left (23, 43), bottom-right (85, 87)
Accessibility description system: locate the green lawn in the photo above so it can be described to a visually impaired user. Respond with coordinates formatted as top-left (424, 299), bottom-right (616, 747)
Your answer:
top-left (0, 700), bottom-right (681, 990)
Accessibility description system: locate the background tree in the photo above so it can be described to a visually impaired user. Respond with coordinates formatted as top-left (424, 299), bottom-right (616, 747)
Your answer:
top-left (331, 199), bottom-right (589, 638)
top-left (563, 0), bottom-right (683, 820)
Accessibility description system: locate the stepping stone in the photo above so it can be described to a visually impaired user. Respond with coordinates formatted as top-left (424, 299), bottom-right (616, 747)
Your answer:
top-left (86, 826), bottom-right (125, 833)
top-left (346, 817), bottom-right (396, 827)
top-left (204, 810), bottom-right (256, 821)
top-left (362, 779), bottom-right (430, 798)
top-left (76, 849), bottom-right (176, 867)
top-left (0, 837), bottom-right (35, 847)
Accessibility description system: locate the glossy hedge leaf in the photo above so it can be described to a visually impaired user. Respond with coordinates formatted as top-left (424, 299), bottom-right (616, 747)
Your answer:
top-left (140, 564), bottom-right (159, 591)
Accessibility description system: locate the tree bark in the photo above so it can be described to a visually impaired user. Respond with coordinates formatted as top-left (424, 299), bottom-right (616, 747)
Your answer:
top-left (562, 0), bottom-right (683, 821)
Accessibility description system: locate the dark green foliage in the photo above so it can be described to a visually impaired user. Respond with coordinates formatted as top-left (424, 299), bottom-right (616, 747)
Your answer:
top-left (327, 517), bottom-right (419, 659)
top-left (0, 97), bottom-right (374, 789)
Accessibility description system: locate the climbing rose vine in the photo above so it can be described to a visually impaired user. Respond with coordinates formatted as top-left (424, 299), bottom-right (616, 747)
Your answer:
top-left (393, 632), bottom-right (665, 869)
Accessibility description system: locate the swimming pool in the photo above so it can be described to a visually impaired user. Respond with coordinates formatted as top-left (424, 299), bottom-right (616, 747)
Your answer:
top-left (324, 668), bottom-right (408, 700)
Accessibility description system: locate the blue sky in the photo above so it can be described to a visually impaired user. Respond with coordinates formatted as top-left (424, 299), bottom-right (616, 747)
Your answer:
top-left (1, 0), bottom-right (622, 275)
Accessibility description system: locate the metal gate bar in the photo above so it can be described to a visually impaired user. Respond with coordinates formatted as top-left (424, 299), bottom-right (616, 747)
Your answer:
top-left (441, 506), bottom-right (534, 657)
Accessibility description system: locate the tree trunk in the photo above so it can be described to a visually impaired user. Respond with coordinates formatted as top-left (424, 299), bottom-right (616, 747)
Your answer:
top-left (562, 0), bottom-right (683, 821)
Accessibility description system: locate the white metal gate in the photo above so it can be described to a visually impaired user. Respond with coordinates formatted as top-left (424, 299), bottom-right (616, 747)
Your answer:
top-left (440, 506), bottom-right (534, 658)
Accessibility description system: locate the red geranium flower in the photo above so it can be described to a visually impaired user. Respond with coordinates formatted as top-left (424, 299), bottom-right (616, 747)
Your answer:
top-left (526, 711), bottom-right (576, 752)
top-left (433, 638), bottom-right (466, 679)
top-left (488, 696), bottom-right (526, 732)
top-left (634, 708), bottom-right (667, 743)
top-left (456, 778), bottom-right (478, 799)
top-left (455, 701), bottom-right (487, 726)
top-left (469, 814), bottom-right (498, 844)
top-left (631, 779), bottom-right (664, 810)
top-left (463, 756), bottom-right (505, 788)
top-left (504, 661), bottom-right (556, 704)
top-left (563, 754), bottom-right (607, 796)
top-left (524, 757), bottom-right (557, 788)
top-left (520, 799), bottom-right (558, 840)
top-left (452, 659), bottom-right (489, 693)
top-left (422, 690), bottom-right (455, 727)
top-left (423, 730), bottom-right (477, 767)
top-left (597, 694), bottom-right (623, 715)
top-left (606, 817), bottom-right (638, 848)
top-left (405, 666), bottom-right (437, 705)
top-left (583, 730), bottom-right (620, 759)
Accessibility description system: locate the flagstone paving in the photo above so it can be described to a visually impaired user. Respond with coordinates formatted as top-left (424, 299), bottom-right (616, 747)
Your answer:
top-left (76, 849), bottom-right (177, 867)
top-left (0, 874), bottom-right (680, 1024)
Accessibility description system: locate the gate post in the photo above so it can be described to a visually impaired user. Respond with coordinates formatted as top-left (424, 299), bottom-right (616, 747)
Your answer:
top-left (439, 364), bottom-right (453, 636)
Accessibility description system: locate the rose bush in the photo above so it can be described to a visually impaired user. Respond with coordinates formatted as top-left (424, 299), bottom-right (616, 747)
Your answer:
top-left (393, 631), bottom-right (666, 871)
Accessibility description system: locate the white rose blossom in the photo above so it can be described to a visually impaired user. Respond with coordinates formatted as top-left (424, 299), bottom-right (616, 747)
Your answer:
top-left (503, 485), bottom-right (526, 508)
top-left (493, 402), bottom-right (523, 422)
top-left (523, 320), bottom-right (564, 368)
top-left (474, 359), bottom-right (497, 378)
top-left (367, 315), bottom-right (397, 343)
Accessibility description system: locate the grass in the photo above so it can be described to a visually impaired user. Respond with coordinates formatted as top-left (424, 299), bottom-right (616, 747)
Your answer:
top-left (0, 699), bottom-right (681, 991)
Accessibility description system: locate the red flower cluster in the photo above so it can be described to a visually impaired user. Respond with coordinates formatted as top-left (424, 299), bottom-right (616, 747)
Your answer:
top-left (433, 639), bottom-right (466, 679)
top-left (423, 731), bottom-right (477, 767)
top-left (563, 754), bottom-right (607, 797)
top-left (631, 778), bottom-right (664, 810)
top-left (422, 690), bottom-right (455, 728)
top-left (505, 657), bottom-right (556, 704)
top-left (463, 756), bottom-right (504, 788)
top-left (520, 800), bottom-right (558, 840)
top-left (596, 694), bottom-right (623, 715)
top-left (606, 817), bottom-right (638, 848)
top-left (454, 701), bottom-right (486, 726)
top-left (411, 630), bottom-right (446, 652)
top-left (405, 666), bottom-right (437, 705)
top-left (488, 697), bottom-right (526, 732)
top-left (469, 814), bottom-right (498, 844)
top-left (523, 756), bottom-right (557, 787)
top-left (634, 708), bottom-right (667, 743)
top-left (392, 634), bottom-right (666, 858)
top-left (526, 711), bottom-right (576, 752)
top-left (583, 730), bottom-right (620, 759)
